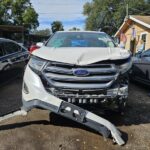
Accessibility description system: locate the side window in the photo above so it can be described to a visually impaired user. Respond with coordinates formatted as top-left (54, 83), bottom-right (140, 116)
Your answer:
top-left (140, 32), bottom-right (148, 51)
top-left (142, 49), bottom-right (150, 57)
top-left (21, 47), bottom-right (27, 52)
top-left (4, 42), bottom-right (21, 55)
top-left (141, 34), bottom-right (147, 43)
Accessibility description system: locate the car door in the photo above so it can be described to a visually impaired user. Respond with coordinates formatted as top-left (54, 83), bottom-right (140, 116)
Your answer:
top-left (0, 40), bottom-right (28, 86)
top-left (0, 41), bottom-right (5, 72)
top-left (0, 41), bottom-right (8, 84)
top-left (3, 41), bottom-right (29, 78)
top-left (140, 49), bottom-right (150, 84)
top-left (132, 49), bottom-right (150, 84)
top-left (132, 52), bottom-right (145, 80)
top-left (0, 40), bottom-right (15, 85)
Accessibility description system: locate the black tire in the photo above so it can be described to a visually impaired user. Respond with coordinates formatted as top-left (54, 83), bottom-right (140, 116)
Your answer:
top-left (118, 99), bottom-right (127, 115)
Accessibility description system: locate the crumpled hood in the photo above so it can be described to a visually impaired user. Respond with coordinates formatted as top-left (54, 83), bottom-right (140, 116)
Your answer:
top-left (33, 46), bottom-right (130, 65)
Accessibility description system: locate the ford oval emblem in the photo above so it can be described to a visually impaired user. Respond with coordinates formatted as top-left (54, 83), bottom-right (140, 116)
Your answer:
top-left (73, 69), bottom-right (89, 77)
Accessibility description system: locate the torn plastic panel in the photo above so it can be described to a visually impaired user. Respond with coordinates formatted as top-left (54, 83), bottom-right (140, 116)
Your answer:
top-left (0, 98), bottom-right (125, 146)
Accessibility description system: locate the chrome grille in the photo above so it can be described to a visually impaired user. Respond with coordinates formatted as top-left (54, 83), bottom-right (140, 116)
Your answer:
top-left (42, 62), bottom-right (119, 90)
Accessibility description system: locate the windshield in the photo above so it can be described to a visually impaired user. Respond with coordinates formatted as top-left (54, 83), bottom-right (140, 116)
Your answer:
top-left (46, 32), bottom-right (116, 48)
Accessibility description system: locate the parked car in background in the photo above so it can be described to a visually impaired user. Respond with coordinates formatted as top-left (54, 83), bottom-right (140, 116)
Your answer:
top-left (23, 31), bottom-right (132, 113)
top-left (29, 44), bottom-right (40, 53)
top-left (130, 49), bottom-right (150, 85)
top-left (0, 38), bottom-right (29, 86)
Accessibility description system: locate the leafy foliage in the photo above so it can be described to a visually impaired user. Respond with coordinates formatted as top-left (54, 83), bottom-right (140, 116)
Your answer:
top-left (0, 0), bottom-right (12, 24)
top-left (51, 21), bottom-right (64, 33)
top-left (69, 27), bottom-right (80, 31)
top-left (33, 28), bottom-right (51, 36)
top-left (0, 0), bottom-right (39, 30)
top-left (22, 7), bottom-right (39, 29)
top-left (83, 0), bottom-right (150, 35)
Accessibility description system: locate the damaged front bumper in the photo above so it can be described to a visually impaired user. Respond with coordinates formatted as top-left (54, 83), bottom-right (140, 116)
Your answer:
top-left (20, 66), bottom-right (125, 145)
top-left (21, 99), bottom-right (125, 146)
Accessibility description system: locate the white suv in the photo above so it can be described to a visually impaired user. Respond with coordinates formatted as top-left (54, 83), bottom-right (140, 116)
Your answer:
top-left (22, 31), bottom-right (132, 113)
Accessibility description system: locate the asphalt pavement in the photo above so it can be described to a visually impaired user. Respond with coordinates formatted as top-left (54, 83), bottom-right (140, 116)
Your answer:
top-left (0, 78), bottom-right (22, 117)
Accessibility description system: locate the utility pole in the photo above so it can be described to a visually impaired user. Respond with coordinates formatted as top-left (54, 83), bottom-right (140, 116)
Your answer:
top-left (124, 0), bottom-right (129, 17)
top-left (126, 3), bottom-right (129, 17)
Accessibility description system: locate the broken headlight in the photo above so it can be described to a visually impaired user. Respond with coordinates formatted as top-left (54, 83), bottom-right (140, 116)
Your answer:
top-left (28, 56), bottom-right (47, 73)
top-left (118, 57), bottom-right (132, 74)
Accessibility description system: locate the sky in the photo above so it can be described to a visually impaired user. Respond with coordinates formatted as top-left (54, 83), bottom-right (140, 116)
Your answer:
top-left (31, 0), bottom-right (92, 31)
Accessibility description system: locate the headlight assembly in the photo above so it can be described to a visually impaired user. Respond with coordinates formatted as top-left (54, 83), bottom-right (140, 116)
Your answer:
top-left (118, 58), bottom-right (132, 74)
top-left (28, 56), bottom-right (47, 73)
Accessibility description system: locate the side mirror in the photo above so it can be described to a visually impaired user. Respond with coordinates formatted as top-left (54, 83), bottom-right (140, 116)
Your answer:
top-left (36, 42), bottom-right (44, 47)
top-left (142, 54), bottom-right (149, 58)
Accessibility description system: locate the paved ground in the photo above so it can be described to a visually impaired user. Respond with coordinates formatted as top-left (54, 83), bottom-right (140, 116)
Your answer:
top-left (0, 79), bottom-right (150, 150)
top-left (0, 78), bottom-right (22, 116)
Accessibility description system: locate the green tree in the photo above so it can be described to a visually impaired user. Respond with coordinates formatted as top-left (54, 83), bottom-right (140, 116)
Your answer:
top-left (0, 0), bottom-right (39, 30)
top-left (33, 28), bottom-right (51, 36)
top-left (0, 0), bottom-right (12, 24)
top-left (51, 21), bottom-right (64, 33)
top-left (22, 7), bottom-right (39, 29)
top-left (83, 0), bottom-right (150, 35)
top-left (69, 27), bottom-right (80, 31)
